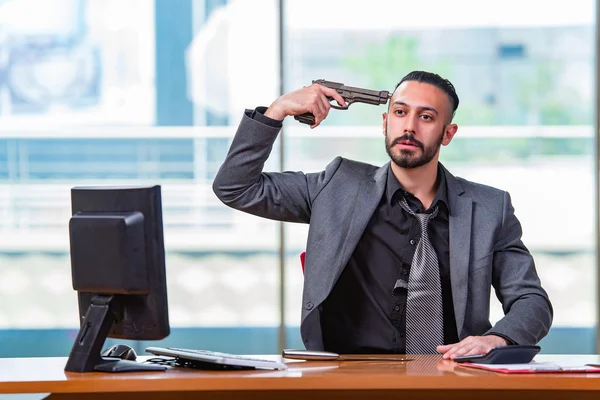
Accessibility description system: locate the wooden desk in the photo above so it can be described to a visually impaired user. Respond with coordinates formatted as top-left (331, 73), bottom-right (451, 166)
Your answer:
top-left (1, 355), bottom-right (599, 400)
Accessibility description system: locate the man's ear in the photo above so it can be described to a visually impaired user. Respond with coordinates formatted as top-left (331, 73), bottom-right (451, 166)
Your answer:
top-left (382, 113), bottom-right (388, 136)
top-left (442, 123), bottom-right (458, 146)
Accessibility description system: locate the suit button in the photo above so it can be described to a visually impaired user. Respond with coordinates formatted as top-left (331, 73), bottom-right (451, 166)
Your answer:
top-left (305, 302), bottom-right (314, 310)
top-left (410, 239), bottom-right (416, 245)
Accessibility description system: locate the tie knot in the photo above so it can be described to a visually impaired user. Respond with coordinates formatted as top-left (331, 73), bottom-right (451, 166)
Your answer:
top-left (399, 197), bottom-right (439, 223)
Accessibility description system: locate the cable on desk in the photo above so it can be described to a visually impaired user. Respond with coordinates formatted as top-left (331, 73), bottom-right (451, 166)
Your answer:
top-left (145, 356), bottom-right (254, 371)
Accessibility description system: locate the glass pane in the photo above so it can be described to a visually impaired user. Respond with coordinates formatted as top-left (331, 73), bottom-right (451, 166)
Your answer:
top-left (0, 0), bottom-right (280, 356)
top-left (283, 0), bottom-right (596, 352)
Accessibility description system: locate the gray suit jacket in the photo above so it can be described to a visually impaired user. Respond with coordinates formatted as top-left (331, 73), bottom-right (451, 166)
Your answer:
top-left (213, 112), bottom-right (553, 350)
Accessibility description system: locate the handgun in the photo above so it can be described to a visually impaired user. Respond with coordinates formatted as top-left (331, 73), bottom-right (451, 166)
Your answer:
top-left (294, 79), bottom-right (392, 125)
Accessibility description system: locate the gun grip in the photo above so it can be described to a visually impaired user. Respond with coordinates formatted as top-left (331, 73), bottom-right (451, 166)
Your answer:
top-left (294, 112), bottom-right (315, 125)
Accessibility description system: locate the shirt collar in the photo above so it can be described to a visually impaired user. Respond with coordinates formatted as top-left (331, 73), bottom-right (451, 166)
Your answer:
top-left (386, 163), bottom-right (449, 212)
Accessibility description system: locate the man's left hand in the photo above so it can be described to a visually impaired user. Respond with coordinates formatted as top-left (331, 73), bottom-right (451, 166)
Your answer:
top-left (437, 335), bottom-right (509, 360)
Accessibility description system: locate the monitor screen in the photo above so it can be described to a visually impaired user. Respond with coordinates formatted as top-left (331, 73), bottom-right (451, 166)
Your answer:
top-left (65, 185), bottom-right (170, 373)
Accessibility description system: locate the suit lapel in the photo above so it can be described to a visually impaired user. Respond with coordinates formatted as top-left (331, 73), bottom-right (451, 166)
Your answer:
top-left (443, 164), bottom-right (472, 338)
top-left (333, 163), bottom-right (388, 285)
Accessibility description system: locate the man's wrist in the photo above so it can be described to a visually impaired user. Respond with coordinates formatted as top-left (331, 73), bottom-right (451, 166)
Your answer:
top-left (487, 334), bottom-right (509, 346)
top-left (249, 107), bottom-right (283, 128)
top-left (263, 104), bottom-right (286, 121)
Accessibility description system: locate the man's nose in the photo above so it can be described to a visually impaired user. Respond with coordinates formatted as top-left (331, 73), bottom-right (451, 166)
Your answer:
top-left (404, 115), bottom-right (417, 133)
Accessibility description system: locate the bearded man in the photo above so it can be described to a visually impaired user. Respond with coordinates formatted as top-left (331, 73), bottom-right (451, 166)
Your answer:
top-left (212, 71), bottom-right (553, 358)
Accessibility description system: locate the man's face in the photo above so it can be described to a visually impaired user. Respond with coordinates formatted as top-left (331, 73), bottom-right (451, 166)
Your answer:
top-left (383, 81), bottom-right (458, 169)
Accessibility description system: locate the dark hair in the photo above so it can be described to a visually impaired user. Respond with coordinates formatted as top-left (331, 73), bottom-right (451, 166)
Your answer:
top-left (395, 71), bottom-right (459, 117)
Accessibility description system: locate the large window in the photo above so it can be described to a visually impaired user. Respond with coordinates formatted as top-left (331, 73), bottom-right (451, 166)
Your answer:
top-left (0, 0), bottom-right (597, 356)
top-left (0, 0), bottom-right (281, 355)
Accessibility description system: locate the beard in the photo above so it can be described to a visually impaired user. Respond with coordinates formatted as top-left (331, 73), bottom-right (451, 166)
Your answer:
top-left (385, 126), bottom-right (444, 169)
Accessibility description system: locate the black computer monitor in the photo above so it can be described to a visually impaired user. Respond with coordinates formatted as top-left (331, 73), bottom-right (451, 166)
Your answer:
top-left (64, 185), bottom-right (170, 373)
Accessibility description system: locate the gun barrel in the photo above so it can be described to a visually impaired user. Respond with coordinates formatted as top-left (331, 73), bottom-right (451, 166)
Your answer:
top-left (345, 91), bottom-right (391, 105)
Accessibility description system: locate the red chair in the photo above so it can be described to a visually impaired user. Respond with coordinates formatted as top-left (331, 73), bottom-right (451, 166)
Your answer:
top-left (300, 251), bottom-right (306, 274)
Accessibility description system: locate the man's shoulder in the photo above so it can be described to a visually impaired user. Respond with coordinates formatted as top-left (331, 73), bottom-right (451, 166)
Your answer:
top-left (331, 157), bottom-right (382, 178)
top-left (454, 175), bottom-right (507, 201)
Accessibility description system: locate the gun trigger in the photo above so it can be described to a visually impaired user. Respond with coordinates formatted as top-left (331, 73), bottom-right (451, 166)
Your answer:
top-left (336, 97), bottom-right (354, 109)
top-left (328, 97), bottom-right (350, 109)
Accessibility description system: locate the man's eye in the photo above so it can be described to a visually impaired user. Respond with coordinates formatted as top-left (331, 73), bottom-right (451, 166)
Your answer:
top-left (394, 109), bottom-right (405, 115)
top-left (421, 114), bottom-right (432, 120)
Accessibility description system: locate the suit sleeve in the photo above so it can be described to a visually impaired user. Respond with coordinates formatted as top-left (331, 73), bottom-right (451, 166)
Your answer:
top-left (485, 191), bottom-right (553, 344)
top-left (212, 109), bottom-right (342, 223)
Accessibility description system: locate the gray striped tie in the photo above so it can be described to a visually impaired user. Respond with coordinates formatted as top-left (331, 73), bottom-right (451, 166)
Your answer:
top-left (399, 197), bottom-right (444, 354)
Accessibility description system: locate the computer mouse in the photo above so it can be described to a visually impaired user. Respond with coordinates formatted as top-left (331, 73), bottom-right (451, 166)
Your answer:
top-left (101, 344), bottom-right (137, 361)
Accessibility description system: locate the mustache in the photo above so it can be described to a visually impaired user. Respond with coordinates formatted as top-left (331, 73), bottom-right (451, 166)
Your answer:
top-left (390, 134), bottom-right (424, 150)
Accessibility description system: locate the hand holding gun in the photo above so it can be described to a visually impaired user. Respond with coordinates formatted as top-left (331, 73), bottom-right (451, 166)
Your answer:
top-left (294, 79), bottom-right (391, 125)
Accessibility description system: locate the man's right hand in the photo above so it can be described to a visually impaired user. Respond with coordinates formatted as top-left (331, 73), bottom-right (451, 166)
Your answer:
top-left (264, 83), bottom-right (347, 128)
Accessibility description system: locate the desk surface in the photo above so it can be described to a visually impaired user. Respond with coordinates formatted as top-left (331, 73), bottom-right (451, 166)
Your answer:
top-left (1, 354), bottom-right (600, 400)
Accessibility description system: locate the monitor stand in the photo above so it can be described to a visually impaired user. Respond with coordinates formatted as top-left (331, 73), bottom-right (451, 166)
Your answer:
top-left (64, 294), bottom-right (166, 373)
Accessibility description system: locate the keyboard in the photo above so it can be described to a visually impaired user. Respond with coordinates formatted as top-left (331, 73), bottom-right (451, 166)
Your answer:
top-left (145, 347), bottom-right (288, 370)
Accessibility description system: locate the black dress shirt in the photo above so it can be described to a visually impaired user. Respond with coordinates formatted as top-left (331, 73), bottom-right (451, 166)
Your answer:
top-left (320, 165), bottom-right (458, 354)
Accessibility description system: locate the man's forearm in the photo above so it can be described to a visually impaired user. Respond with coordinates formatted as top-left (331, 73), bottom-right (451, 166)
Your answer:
top-left (212, 110), bottom-right (281, 205)
top-left (487, 294), bottom-right (553, 345)
top-left (212, 109), bottom-right (316, 224)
